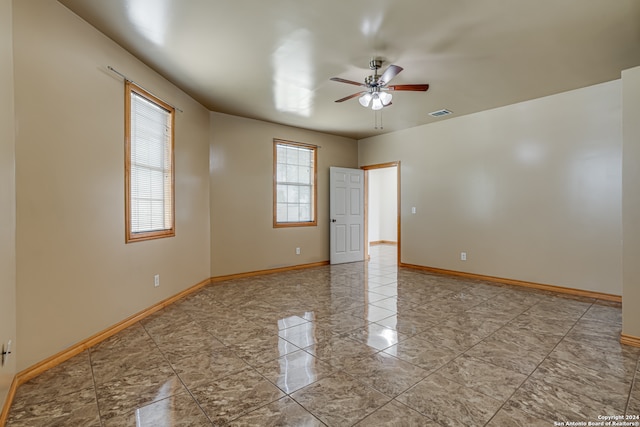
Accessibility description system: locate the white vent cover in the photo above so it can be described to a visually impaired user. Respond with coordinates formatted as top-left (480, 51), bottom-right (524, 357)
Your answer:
top-left (429, 109), bottom-right (452, 117)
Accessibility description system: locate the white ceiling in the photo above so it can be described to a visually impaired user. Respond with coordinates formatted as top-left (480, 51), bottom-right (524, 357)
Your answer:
top-left (59, 0), bottom-right (640, 139)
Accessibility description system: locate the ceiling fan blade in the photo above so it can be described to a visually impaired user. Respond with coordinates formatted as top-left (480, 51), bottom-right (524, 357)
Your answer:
top-left (387, 84), bottom-right (430, 91)
top-left (377, 65), bottom-right (403, 86)
top-left (330, 77), bottom-right (366, 87)
top-left (335, 91), bottom-right (366, 103)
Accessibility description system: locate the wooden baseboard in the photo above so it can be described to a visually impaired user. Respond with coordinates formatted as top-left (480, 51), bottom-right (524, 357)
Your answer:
top-left (15, 277), bottom-right (213, 387)
top-left (0, 376), bottom-right (19, 427)
top-left (210, 261), bottom-right (329, 283)
top-left (621, 333), bottom-right (640, 348)
top-left (369, 240), bottom-right (397, 246)
top-left (1, 276), bottom-right (211, 426)
top-left (400, 263), bottom-right (622, 303)
top-left (1, 260), bottom-right (330, 423)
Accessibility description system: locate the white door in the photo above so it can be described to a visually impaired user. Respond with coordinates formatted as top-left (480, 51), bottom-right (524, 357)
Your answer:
top-left (330, 167), bottom-right (365, 264)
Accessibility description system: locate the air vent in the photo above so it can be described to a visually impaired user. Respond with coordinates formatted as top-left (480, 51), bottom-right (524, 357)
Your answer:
top-left (429, 109), bottom-right (452, 117)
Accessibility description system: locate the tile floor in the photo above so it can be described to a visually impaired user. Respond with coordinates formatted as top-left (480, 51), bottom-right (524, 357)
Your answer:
top-left (6, 244), bottom-right (640, 426)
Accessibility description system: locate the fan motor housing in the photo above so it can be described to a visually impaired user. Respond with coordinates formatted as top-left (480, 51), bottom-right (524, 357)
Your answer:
top-left (369, 59), bottom-right (383, 70)
top-left (365, 75), bottom-right (379, 87)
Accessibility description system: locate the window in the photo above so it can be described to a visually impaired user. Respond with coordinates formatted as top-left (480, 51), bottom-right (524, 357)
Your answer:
top-left (125, 82), bottom-right (175, 243)
top-left (273, 139), bottom-right (317, 227)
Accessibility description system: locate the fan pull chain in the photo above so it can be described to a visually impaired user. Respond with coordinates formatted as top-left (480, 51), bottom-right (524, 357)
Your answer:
top-left (374, 110), bottom-right (384, 130)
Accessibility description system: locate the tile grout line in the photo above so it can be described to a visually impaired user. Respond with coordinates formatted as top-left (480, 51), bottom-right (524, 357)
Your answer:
top-left (179, 297), bottom-right (326, 425)
top-left (624, 352), bottom-right (640, 415)
top-left (391, 288), bottom-right (536, 423)
top-left (138, 316), bottom-right (216, 426)
top-left (337, 285), bottom-right (531, 425)
top-left (276, 252), bottom-right (406, 426)
top-left (390, 290), bottom-right (596, 425)
top-left (480, 299), bottom-right (596, 426)
top-left (87, 348), bottom-right (106, 427)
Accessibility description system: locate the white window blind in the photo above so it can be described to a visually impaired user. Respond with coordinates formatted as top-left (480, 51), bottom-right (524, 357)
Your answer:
top-left (126, 83), bottom-right (174, 241)
top-left (274, 141), bottom-right (316, 225)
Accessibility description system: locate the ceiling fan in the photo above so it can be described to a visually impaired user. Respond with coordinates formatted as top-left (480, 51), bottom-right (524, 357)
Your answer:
top-left (330, 59), bottom-right (429, 110)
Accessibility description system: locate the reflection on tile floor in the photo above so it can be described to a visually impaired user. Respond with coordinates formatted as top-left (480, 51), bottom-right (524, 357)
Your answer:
top-left (7, 244), bottom-right (640, 426)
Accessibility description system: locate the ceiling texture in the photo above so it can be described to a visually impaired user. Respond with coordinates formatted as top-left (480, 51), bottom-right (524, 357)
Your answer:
top-left (59, 0), bottom-right (640, 139)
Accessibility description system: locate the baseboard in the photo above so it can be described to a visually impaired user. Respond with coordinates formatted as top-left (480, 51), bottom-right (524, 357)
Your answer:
top-left (210, 261), bottom-right (329, 283)
top-left (2, 260), bottom-right (330, 423)
top-left (0, 376), bottom-right (19, 427)
top-left (621, 333), bottom-right (640, 348)
top-left (369, 240), bottom-right (397, 246)
top-left (0, 276), bottom-right (210, 425)
top-left (400, 263), bottom-right (622, 303)
top-left (15, 276), bottom-right (213, 388)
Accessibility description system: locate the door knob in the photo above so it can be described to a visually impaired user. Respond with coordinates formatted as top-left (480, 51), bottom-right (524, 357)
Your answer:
top-left (331, 219), bottom-right (337, 223)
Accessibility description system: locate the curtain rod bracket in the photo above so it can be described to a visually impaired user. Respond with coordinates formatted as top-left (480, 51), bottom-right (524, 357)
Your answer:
top-left (107, 66), bottom-right (183, 113)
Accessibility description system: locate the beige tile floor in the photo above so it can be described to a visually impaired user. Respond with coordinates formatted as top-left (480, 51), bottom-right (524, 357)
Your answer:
top-left (6, 244), bottom-right (640, 426)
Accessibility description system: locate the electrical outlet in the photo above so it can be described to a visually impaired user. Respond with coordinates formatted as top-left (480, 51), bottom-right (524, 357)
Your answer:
top-left (295, 247), bottom-right (301, 255)
top-left (460, 252), bottom-right (467, 261)
top-left (154, 274), bottom-right (160, 287)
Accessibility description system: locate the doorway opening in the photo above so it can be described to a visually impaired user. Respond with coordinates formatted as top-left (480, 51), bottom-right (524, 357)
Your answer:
top-left (363, 162), bottom-right (400, 266)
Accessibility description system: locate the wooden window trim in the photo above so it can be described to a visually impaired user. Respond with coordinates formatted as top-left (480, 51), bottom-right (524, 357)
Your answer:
top-left (125, 81), bottom-right (176, 243)
top-left (273, 139), bottom-right (318, 228)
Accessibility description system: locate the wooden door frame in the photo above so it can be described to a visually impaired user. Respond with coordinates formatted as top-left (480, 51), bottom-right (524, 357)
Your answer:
top-left (361, 161), bottom-right (401, 265)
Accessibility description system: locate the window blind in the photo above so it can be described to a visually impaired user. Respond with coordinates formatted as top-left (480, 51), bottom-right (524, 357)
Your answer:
top-left (275, 141), bottom-right (315, 224)
top-left (128, 87), bottom-right (174, 238)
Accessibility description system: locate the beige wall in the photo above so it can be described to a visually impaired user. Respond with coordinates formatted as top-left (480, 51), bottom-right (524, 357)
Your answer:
top-left (622, 66), bottom-right (640, 337)
top-left (210, 112), bottom-right (358, 276)
top-left (9, 0), bottom-right (356, 375)
top-left (0, 0), bottom-right (16, 408)
top-left (359, 81), bottom-right (622, 295)
top-left (13, 0), bottom-right (211, 370)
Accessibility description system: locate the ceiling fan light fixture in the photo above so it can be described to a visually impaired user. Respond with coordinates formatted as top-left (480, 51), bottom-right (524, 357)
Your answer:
top-left (359, 92), bottom-right (372, 107)
top-left (379, 91), bottom-right (392, 106)
top-left (371, 94), bottom-right (384, 110)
